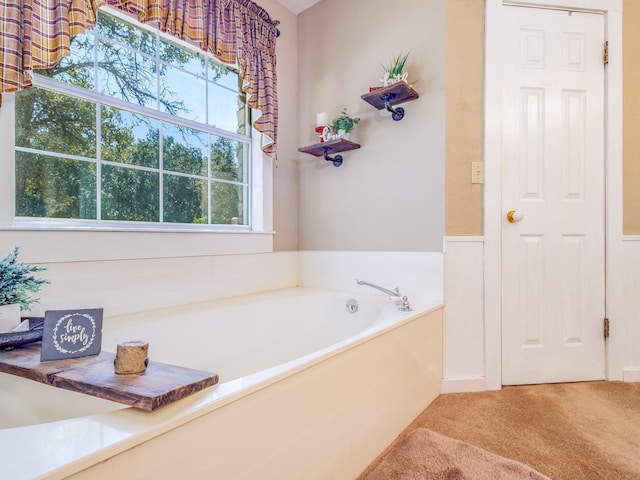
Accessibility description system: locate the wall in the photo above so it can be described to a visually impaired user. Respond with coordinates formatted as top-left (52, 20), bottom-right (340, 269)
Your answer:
top-left (444, 0), bottom-right (638, 390)
top-left (296, 0), bottom-right (446, 252)
top-left (441, 0), bottom-right (486, 390)
top-left (623, 0), bottom-right (640, 234)
top-left (270, 0), bottom-right (300, 251)
top-left (620, 0), bottom-right (640, 380)
top-left (445, 0), bottom-right (485, 236)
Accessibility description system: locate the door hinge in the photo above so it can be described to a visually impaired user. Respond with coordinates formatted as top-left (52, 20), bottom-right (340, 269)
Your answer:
top-left (604, 317), bottom-right (610, 339)
top-left (604, 41), bottom-right (609, 65)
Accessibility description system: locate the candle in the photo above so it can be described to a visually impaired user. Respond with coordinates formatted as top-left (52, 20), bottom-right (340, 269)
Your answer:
top-left (114, 340), bottom-right (149, 374)
top-left (316, 112), bottom-right (328, 127)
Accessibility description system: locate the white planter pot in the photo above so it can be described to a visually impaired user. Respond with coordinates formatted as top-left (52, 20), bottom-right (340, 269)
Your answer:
top-left (0, 303), bottom-right (21, 333)
top-left (337, 130), bottom-right (350, 140)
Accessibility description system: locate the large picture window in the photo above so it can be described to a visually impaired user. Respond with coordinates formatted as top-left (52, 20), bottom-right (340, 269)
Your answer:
top-left (15, 10), bottom-right (251, 227)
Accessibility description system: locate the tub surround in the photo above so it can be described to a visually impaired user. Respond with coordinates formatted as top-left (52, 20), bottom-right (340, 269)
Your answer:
top-left (0, 344), bottom-right (218, 411)
top-left (297, 250), bottom-right (444, 305)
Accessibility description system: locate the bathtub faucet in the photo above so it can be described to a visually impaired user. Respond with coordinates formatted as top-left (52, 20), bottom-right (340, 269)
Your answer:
top-left (356, 279), bottom-right (412, 311)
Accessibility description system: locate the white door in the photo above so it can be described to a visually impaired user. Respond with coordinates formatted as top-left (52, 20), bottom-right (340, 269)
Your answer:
top-left (501, 6), bottom-right (606, 385)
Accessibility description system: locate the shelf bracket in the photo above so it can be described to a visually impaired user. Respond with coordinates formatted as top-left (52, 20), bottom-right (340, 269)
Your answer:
top-left (381, 93), bottom-right (405, 121)
top-left (321, 147), bottom-right (343, 167)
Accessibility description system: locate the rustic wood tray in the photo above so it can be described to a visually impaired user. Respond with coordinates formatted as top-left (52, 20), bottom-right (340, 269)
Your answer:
top-left (0, 343), bottom-right (219, 411)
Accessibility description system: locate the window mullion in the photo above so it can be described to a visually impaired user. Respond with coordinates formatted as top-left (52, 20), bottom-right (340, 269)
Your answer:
top-left (159, 122), bottom-right (165, 224)
top-left (32, 75), bottom-right (251, 144)
top-left (94, 26), bottom-right (102, 221)
top-left (96, 103), bottom-right (102, 220)
top-left (156, 31), bottom-right (163, 224)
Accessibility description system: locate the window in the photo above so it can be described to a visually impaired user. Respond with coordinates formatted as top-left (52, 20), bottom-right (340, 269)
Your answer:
top-left (14, 10), bottom-right (252, 228)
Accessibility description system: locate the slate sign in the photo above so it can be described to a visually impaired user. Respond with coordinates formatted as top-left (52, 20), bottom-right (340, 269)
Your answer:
top-left (41, 308), bottom-right (103, 361)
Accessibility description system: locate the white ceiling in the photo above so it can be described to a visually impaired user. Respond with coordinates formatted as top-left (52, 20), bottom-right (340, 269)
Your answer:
top-left (276, 0), bottom-right (322, 14)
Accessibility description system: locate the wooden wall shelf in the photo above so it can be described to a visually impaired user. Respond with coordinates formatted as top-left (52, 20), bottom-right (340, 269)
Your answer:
top-left (361, 81), bottom-right (419, 121)
top-left (298, 138), bottom-right (360, 167)
top-left (298, 138), bottom-right (360, 157)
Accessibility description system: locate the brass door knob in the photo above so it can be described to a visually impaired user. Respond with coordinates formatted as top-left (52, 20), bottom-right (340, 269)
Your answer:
top-left (506, 210), bottom-right (524, 223)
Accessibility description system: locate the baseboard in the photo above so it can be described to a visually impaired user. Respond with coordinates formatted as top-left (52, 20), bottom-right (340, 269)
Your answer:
top-left (623, 369), bottom-right (640, 382)
top-left (441, 377), bottom-right (488, 393)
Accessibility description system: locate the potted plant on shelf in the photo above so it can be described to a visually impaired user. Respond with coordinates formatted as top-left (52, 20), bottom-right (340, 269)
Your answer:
top-left (380, 51), bottom-right (410, 87)
top-left (0, 247), bottom-right (49, 332)
top-left (323, 108), bottom-right (361, 141)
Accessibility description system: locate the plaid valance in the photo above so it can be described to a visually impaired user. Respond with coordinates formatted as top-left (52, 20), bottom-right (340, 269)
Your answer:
top-left (0, 0), bottom-right (279, 158)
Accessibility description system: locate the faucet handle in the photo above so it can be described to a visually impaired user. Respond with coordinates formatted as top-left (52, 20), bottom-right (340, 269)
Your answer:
top-left (397, 296), bottom-right (412, 312)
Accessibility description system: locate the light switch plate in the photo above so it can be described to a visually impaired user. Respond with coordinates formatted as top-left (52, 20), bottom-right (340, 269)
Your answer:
top-left (471, 162), bottom-right (484, 184)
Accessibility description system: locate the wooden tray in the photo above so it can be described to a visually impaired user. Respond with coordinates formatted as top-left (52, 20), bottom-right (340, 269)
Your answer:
top-left (0, 343), bottom-right (219, 411)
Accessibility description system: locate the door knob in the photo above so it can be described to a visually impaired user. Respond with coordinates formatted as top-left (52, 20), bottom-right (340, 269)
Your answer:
top-left (506, 210), bottom-right (524, 223)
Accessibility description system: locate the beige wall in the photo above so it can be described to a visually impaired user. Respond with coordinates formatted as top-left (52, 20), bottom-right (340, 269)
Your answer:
top-left (296, 0), bottom-right (446, 252)
top-left (445, 0), bottom-right (485, 236)
top-left (623, 0), bottom-right (640, 234)
top-left (266, 0), bottom-right (300, 251)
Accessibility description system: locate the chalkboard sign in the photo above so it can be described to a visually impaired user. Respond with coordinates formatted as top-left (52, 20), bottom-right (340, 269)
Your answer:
top-left (41, 308), bottom-right (103, 361)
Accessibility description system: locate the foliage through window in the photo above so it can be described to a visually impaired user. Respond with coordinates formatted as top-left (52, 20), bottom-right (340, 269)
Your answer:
top-left (15, 9), bottom-right (251, 227)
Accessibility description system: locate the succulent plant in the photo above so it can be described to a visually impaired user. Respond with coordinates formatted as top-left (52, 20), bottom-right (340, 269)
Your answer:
top-left (329, 108), bottom-right (361, 134)
top-left (383, 52), bottom-right (410, 77)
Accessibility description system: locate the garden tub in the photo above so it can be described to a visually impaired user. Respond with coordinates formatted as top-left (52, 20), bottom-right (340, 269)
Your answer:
top-left (0, 287), bottom-right (443, 479)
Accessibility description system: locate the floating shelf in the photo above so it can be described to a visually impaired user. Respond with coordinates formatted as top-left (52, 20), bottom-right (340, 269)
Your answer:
top-left (298, 138), bottom-right (361, 167)
top-left (361, 81), bottom-right (419, 121)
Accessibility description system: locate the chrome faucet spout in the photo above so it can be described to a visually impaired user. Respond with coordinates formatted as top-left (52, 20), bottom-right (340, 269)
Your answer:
top-left (356, 279), bottom-right (400, 298)
top-left (356, 278), bottom-right (412, 311)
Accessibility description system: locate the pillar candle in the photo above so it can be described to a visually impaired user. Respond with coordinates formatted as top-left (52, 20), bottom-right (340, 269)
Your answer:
top-left (316, 112), bottom-right (328, 127)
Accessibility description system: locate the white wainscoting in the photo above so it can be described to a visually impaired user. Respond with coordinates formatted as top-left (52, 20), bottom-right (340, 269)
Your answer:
top-left (616, 237), bottom-right (640, 382)
top-left (442, 236), bottom-right (487, 393)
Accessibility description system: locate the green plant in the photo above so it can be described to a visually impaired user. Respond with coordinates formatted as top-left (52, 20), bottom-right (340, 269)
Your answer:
top-left (383, 51), bottom-right (410, 77)
top-left (0, 247), bottom-right (50, 310)
top-left (329, 108), bottom-right (361, 134)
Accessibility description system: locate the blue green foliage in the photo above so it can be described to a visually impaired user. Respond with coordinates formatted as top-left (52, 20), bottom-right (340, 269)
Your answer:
top-left (0, 247), bottom-right (50, 310)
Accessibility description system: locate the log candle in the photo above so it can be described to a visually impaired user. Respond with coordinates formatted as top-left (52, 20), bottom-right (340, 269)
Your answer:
top-left (114, 340), bottom-right (149, 374)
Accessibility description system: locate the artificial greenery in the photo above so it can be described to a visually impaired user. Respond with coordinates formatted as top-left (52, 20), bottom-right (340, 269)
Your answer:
top-left (383, 52), bottom-right (410, 77)
top-left (0, 247), bottom-right (50, 310)
top-left (329, 108), bottom-right (361, 134)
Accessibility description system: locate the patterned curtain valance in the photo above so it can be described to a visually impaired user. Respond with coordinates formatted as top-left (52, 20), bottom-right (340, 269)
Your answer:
top-left (0, 0), bottom-right (279, 158)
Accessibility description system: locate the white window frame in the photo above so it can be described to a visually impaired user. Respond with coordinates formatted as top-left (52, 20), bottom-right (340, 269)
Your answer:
top-left (0, 7), bottom-right (274, 262)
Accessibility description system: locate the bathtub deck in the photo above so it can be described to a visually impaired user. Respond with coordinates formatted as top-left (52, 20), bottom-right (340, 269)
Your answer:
top-left (0, 343), bottom-right (219, 411)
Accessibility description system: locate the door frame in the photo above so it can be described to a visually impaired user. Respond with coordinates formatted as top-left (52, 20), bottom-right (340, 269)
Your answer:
top-left (483, 0), bottom-right (623, 389)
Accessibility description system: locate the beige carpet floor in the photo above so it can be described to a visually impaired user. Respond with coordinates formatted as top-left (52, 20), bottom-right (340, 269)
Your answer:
top-left (358, 381), bottom-right (640, 480)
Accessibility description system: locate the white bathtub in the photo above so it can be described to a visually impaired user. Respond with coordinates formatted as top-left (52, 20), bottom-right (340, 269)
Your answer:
top-left (0, 287), bottom-right (442, 479)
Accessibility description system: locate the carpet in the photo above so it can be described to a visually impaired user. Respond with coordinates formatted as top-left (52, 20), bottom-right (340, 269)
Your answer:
top-left (359, 382), bottom-right (640, 480)
top-left (364, 428), bottom-right (550, 480)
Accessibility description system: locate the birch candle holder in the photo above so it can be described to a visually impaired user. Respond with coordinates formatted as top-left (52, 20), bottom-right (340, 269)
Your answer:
top-left (114, 340), bottom-right (149, 374)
